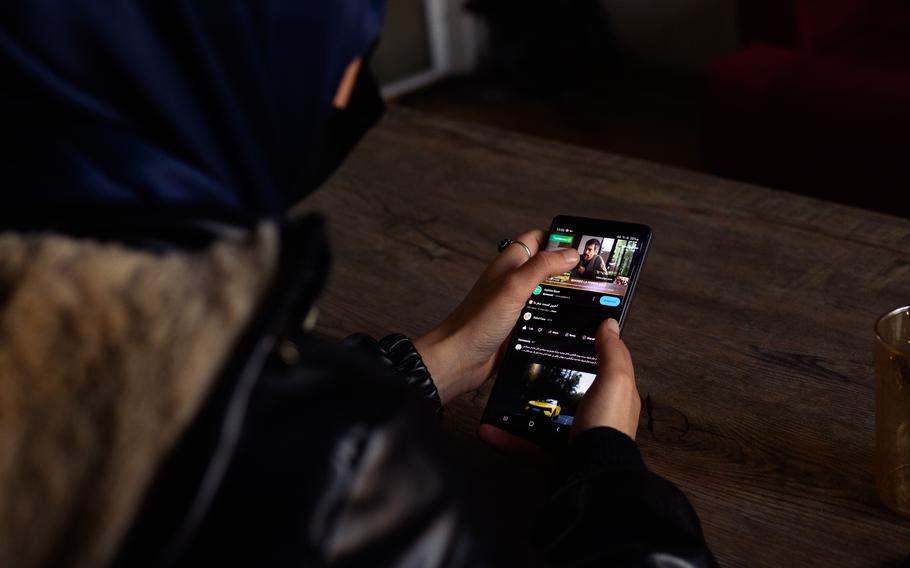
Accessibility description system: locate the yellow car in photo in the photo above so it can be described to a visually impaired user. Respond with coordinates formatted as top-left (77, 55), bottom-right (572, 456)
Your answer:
top-left (525, 399), bottom-right (561, 418)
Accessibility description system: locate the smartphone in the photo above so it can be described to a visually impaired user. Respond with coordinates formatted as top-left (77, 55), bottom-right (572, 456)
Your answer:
top-left (481, 215), bottom-right (652, 449)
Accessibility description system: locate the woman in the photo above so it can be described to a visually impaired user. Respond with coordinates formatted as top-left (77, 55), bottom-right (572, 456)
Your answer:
top-left (0, 1), bottom-right (715, 566)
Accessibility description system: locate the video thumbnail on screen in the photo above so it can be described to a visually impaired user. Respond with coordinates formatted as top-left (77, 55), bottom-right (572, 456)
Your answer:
top-left (493, 361), bottom-right (597, 428)
top-left (543, 232), bottom-right (640, 295)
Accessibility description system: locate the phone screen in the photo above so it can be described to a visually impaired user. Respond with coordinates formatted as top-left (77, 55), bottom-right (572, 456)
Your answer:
top-left (482, 216), bottom-right (652, 447)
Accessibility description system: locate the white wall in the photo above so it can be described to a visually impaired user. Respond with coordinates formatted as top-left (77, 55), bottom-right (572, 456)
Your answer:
top-left (438, 0), bottom-right (488, 74)
top-left (600, 0), bottom-right (740, 72)
top-left (376, 0), bottom-right (487, 97)
top-left (378, 0), bottom-right (736, 94)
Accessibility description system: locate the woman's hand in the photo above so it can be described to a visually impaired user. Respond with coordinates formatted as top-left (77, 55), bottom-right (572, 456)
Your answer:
top-left (414, 230), bottom-right (579, 404)
top-left (572, 318), bottom-right (641, 440)
top-left (478, 317), bottom-right (642, 459)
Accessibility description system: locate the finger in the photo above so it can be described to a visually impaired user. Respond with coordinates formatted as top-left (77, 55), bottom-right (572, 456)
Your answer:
top-left (488, 229), bottom-right (547, 278)
top-left (594, 318), bottom-right (633, 380)
top-left (572, 318), bottom-right (640, 440)
top-left (507, 245), bottom-right (579, 293)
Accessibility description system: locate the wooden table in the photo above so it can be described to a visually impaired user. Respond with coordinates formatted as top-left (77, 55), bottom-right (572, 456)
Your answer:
top-left (295, 107), bottom-right (910, 567)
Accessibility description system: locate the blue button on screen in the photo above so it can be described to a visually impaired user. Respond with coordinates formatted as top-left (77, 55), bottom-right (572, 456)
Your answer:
top-left (599, 295), bottom-right (621, 307)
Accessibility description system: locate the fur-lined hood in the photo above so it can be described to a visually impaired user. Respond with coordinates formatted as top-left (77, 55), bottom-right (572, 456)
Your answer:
top-left (0, 226), bottom-right (277, 567)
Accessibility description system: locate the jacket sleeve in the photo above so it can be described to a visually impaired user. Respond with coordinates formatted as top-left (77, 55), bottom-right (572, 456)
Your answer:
top-left (540, 427), bottom-right (718, 568)
top-left (342, 333), bottom-right (443, 419)
top-left (314, 401), bottom-right (493, 568)
top-left (316, 398), bottom-right (717, 568)
top-left (340, 334), bottom-right (716, 567)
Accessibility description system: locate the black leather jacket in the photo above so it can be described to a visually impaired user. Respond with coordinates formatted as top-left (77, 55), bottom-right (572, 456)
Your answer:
top-left (111, 217), bottom-right (716, 567)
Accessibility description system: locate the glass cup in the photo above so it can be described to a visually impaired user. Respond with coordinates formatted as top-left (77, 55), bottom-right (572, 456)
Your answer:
top-left (875, 306), bottom-right (910, 518)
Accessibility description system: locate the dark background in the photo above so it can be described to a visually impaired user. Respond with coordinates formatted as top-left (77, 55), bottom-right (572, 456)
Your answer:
top-left (382, 0), bottom-right (910, 219)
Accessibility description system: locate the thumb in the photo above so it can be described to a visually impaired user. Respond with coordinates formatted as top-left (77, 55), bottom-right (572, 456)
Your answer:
top-left (511, 248), bottom-right (579, 289)
top-left (594, 318), bottom-right (633, 380)
top-left (572, 317), bottom-right (640, 440)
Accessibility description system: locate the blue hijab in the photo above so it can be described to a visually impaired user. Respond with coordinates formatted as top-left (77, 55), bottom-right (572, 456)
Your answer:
top-left (0, 0), bottom-right (386, 231)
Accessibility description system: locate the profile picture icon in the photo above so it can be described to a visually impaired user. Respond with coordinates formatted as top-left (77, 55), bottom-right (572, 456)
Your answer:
top-left (523, 312), bottom-right (532, 321)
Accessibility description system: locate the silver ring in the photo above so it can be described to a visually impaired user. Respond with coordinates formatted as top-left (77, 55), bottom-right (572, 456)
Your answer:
top-left (498, 238), bottom-right (532, 259)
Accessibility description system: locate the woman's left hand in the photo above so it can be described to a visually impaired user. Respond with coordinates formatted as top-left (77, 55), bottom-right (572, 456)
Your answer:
top-left (414, 229), bottom-right (579, 404)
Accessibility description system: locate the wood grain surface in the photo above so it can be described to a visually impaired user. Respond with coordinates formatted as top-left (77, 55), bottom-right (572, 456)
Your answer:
top-left (293, 107), bottom-right (910, 567)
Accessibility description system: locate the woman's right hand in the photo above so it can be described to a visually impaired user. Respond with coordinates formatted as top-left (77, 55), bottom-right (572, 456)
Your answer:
top-left (479, 317), bottom-right (642, 458)
top-left (571, 318), bottom-right (641, 440)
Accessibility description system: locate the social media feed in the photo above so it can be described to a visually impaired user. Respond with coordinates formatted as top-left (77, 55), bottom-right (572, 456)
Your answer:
top-left (491, 229), bottom-right (642, 438)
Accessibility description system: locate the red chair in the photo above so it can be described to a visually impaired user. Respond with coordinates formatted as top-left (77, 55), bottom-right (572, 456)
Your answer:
top-left (704, 0), bottom-right (910, 215)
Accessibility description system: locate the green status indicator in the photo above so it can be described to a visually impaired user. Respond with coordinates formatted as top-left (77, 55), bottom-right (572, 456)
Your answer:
top-left (549, 234), bottom-right (573, 244)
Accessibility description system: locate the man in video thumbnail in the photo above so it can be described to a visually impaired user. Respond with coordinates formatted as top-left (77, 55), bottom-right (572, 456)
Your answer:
top-left (544, 233), bottom-right (632, 294)
top-left (573, 238), bottom-right (608, 280)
